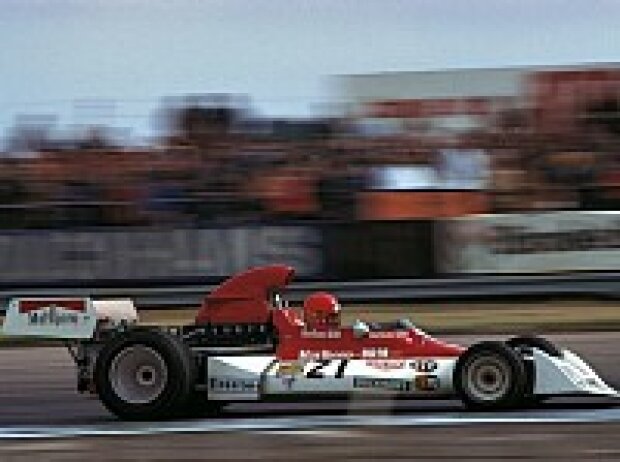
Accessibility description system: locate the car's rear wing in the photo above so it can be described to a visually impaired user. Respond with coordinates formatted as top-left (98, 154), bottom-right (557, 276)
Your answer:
top-left (2, 297), bottom-right (138, 340)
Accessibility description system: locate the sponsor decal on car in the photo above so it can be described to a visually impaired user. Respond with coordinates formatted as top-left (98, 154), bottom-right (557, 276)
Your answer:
top-left (19, 299), bottom-right (87, 313)
top-left (362, 348), bottom-right (390, 359)
top-left (354, 377), bottom-right (411, 392)
top-left (368, 331), bottom-right (409, 339)
top-left (301, 330), bottom-right (342, 339)
top-left (409, 359), bottom-right (438, 373)
top-left (276, 362), bottom-right (304, 377)
top-left (300, 350), bottom-right (355, 360)
top-left (209, 377), bottom-right (258, 393)
top-left (281, 376), bottom-right (296, 390)
top-left (415, 375), bottom-right (440, 391)
top-left (27, 306), bottom-right (82, 326)
top-left (299, 348), bottom-right (394, 360)
top-left (3, 298), bottom-right (97, 339)
top-left (365, 359), bottom-right (406, 370)
top-left (19, 300), bottom-right (89, 327)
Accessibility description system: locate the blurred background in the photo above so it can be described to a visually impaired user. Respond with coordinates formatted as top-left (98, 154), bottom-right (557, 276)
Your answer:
top-left (0, 0), bottom-right (618, 285)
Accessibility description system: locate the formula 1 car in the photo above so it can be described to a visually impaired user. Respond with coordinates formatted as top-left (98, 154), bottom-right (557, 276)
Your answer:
top-left (2, 265), bottom-right (617, 420)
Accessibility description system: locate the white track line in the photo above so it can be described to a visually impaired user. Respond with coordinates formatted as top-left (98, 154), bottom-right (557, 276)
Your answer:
top-left (1, 408), bottom-right (620, 439)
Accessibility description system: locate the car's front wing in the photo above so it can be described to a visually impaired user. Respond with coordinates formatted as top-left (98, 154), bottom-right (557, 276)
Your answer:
top-left (532, 349), bottom-right (618, 397)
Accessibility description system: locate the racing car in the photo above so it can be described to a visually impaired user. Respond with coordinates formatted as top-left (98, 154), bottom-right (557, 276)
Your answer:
top-left (2, 264), bottom-right (617, 420)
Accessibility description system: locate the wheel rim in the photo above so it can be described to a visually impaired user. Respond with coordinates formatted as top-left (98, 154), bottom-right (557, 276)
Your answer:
top-left (109, 345), bottom-right (169, 405)
top-left (463, 355), bottom-right (511, 402)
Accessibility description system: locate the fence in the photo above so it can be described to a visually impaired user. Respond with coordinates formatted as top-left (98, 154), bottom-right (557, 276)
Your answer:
top-left (0, 211), bottom-right (617, 309)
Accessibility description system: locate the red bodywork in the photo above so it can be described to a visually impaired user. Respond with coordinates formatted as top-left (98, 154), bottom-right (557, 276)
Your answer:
top-left (272, 309), bottom-right (464, 360)
top-left (195, 265), bottom-right (464, 360)
top-left (195, 265), bottom-right (295, 324)
top-left (19, 299), bottom-right (86, 313)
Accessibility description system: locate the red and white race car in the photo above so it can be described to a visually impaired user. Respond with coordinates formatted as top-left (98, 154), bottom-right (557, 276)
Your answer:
top-left (2, 265), bottom-right (617, 420)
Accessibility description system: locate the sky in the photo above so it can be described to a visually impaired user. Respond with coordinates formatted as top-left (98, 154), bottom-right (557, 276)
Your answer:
top-left (1, 0), bottom-right (619, 141)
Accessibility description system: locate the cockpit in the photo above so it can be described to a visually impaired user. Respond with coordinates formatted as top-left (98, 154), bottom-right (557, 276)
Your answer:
top-left (270, 289), bottom-right (427, 338)
top-left (367, 319), bottom-right (417, 331)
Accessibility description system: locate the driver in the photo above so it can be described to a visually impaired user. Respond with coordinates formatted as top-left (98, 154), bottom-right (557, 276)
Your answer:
top-left (303, 292), bottom-right (341, 330)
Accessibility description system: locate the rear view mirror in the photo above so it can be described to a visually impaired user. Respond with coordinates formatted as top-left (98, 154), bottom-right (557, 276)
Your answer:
top-left (352, 320), bottom-right (370, 338)
top-left (271, 292), bottom-right (288, 309)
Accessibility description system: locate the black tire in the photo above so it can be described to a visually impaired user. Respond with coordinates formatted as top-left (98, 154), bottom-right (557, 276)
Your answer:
top-left (95, 329), bottom-right (195, 421)
top-left (506, 335), bottom-right (562, 358)
top-left (454, 341), bottom-right (527, 410)
top-left (506, 335), bottom-right (561, 407)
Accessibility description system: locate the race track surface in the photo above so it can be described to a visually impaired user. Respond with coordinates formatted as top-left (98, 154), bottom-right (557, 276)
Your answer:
top-left (1, 332), bottom-right (620, 460)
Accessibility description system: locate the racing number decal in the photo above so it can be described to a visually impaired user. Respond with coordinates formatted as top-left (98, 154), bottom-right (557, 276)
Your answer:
top-left (305, 360), bottom-right (349, 379)
top-left (335, 359), bottom-right (349, 378)
top-left (305, 360), bottom-right (330, 378)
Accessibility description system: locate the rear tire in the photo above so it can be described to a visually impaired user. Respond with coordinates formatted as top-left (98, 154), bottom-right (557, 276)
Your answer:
top-left (95, 329), bottom-right (195, 421)
top-left (454, 341), bottom-right (527, 410)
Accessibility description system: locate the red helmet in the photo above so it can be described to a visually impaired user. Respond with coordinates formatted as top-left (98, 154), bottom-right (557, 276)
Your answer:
top-left (303, 292), bottom-right (340, 329)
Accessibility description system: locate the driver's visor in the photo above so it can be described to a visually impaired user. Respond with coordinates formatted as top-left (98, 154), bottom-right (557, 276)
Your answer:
top-left (325, 312), bottom-right (340, 325)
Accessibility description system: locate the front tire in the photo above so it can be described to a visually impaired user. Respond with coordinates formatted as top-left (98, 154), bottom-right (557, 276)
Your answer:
top-left (454, 341), bottom-right (527, 410)
top-left (95, 329), bottom-right (195, 421)
top-left (506, 335), bottom-right (561, 407)
top-left (506, 335), bottom-right (561, 358)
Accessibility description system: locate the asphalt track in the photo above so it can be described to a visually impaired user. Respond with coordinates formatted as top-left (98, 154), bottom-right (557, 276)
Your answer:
top-left (1, 332), bottom-right (620, 460)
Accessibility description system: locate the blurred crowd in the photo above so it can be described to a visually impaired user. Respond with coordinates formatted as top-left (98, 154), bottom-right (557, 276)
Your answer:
top-left (0, 95), bottom-right (618, 229)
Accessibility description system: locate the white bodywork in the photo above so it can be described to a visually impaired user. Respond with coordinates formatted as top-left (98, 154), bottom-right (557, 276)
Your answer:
top-left (205, 349), bottom-right (618, 401)
top-left (3, 298), bottom-right (97, 339)
top-left (207, 357), bottom-right (457, 401)
top-left (92, 299), bottom-right (138, 326)
top-left (533, 349), bottom-right (618, 397)
top-left (2, 297), bottom-right (138, 339)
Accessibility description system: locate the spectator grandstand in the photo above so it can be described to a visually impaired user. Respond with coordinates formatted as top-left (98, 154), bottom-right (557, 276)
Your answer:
top-left (0, 67), bottom-right (619, 229)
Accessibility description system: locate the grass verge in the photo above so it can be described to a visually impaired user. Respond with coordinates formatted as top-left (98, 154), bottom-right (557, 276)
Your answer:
top-left (139, 300), bottom-right (620, 335)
